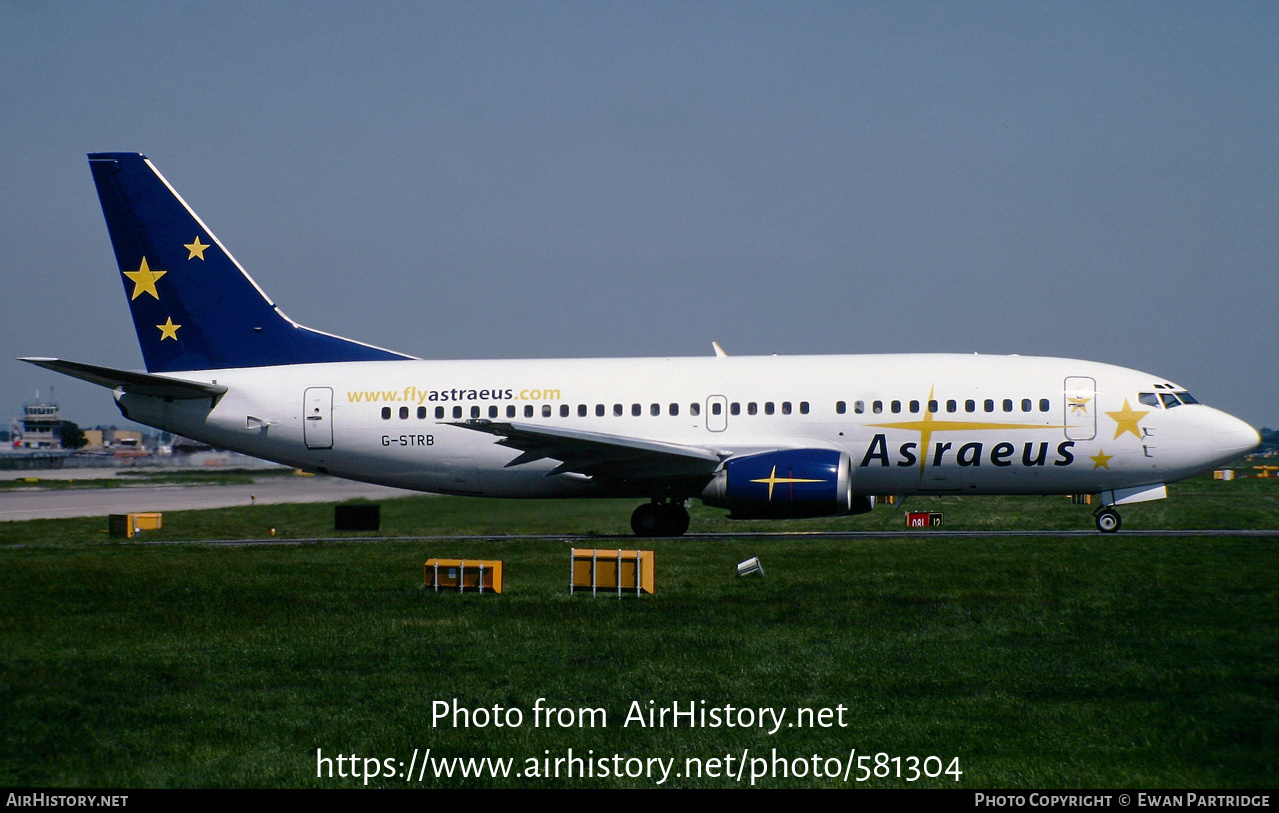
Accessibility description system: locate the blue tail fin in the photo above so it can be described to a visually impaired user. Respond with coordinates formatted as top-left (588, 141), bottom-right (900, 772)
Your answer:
top-left (89, 153), bottom-right (413, 372)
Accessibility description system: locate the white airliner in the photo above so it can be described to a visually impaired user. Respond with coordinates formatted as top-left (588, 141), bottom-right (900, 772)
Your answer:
top-left (22, 153), bottom-right (1261, 536)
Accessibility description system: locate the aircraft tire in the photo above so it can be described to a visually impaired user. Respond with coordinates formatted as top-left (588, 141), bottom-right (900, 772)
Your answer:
top-left (631, 503), bottom-right (661, 536)
top-left (631, 502), bottom-right (690, 537)
top-left (659, 503), bottom-right (691, 537)
top-left (1095, 509), bottom-right (1122, 534)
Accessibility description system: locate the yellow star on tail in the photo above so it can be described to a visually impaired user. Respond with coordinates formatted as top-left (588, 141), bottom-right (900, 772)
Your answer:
top-left (156, 317), bottom-right (181, 341)
top-left (1105, 399), bottom-right (1149, 439)
top-left (184, 236), bottom-right (209, 260)
top-left (123, 257), bottom-right (166, 300)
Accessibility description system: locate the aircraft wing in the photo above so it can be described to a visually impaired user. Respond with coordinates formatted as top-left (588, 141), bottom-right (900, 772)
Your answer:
top-left (19, 358), bottom-right (227, 400)
top-left (446, 419), bottom-right (725, 479)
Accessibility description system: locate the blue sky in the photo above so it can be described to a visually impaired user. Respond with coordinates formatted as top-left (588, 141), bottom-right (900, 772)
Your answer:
top-left (2, 2), bottom-right (1275, 428)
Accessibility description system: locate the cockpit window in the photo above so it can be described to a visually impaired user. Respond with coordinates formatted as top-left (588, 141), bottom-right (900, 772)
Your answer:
top-left (1139, 392), bottom-right (1160, 408)
top-left (1160, 392), bottom-right (1180, 409)
top-left (1177, 391), bottom-right (1199, 405)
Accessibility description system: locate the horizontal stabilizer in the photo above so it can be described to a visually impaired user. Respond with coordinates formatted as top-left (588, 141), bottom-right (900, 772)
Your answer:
top-left (19, 357), bottom-right (227, 400)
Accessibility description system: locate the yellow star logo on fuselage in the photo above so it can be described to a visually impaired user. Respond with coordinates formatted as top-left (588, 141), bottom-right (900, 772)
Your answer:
top-left (156, 317), bottom-right (181, 341)
top-left (185, 236), bottom-right (209, 260)
top-left (1105, 399), bottom-right (1149, 440)
top-left (1090, 449), bottom-right (1113, 470)
top-left (868, 386), bottom-right (1061, 475)
top-left (750, 465), bottom-right (825, 500)
top-left (123, 257), bottom-right (166, 300)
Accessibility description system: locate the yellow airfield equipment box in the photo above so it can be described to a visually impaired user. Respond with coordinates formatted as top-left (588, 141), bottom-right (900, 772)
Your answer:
top-left (107, 512), bottom-right (163, 538)
top-left (424, 559), bottom-right (503, 594)
top-left (571, 549), bottom-right (655, 596)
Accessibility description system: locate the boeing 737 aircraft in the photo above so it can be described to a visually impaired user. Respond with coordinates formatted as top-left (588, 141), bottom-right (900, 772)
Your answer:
top-left (22, 153), bottom-right (1261, 535)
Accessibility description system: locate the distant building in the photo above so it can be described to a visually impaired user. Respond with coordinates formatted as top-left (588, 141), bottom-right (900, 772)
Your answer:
top-left (19, 394), bottom-right (61, 450)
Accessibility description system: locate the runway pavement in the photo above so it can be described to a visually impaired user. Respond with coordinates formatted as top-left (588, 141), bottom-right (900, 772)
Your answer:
top-left (0, 473), bottom-right (421, 522)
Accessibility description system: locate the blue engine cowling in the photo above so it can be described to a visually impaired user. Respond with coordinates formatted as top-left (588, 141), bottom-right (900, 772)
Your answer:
top-left (700, 449), bottom-right (870, 519)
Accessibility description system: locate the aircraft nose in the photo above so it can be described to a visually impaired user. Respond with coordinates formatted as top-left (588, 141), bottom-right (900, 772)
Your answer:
top-left (1211, 413), bottom-right (1262, 457)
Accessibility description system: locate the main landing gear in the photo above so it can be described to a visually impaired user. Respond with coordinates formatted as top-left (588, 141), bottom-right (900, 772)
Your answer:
top-left (631, 500), bottom-right (691, 537)
top-left (1094, 507), bottom-right (1122, 534)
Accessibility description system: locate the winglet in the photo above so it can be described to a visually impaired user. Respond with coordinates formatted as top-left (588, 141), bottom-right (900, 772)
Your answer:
top-left (712, 341), bottom-right (728, 357)
top-left (88, 153), bottom-right (414, 372)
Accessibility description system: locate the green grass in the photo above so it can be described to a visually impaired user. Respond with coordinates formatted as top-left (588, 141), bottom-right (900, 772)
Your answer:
top-left (0, 473), bottom-right (1276, 788)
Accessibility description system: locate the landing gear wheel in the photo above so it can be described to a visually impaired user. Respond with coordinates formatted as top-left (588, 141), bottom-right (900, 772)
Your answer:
top-left (630, 502), bottom-right (690, 537)
top-left (1095, 508), bottom-right (1122, 534)
top-left (631, 503), bottom-right (661, 536)
top-left (657, 502), bottom-right (690, 537)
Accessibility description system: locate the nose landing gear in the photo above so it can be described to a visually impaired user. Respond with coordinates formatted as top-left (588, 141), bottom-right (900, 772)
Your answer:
top-left (1094, 507), bottom-right (1122, 533)
top-left (631, 500), bottom-right (691, 537)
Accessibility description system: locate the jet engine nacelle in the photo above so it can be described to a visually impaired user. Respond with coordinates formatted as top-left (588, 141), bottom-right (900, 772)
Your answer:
top-left (701, 448), bottom-right (871, 519)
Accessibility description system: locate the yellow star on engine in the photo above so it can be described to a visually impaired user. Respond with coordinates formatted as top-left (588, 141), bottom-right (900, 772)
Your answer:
top-left (156, 317), bottom-right (181, 341)
top-left (1105, 399), bottom-right (1150, 440)
top-left (184, 236), bottom-right (209, 260)
top-left (1090, 449), bottom-right (1113, 470)
top-left (750, 465), bottom-right (825, 500)
top-left (123, 257), bottom-right (166, 300)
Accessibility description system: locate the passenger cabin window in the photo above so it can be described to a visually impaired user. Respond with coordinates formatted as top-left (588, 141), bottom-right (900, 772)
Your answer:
top-left (670, 403), bottom-right (679, 416)
top-left (765, 402), bottom-right (775, 415)
top-left (507, 405), bottom-right (516, 418)
top-left (1039, 398), bottom-right (1050, 413)
top-left (489, 406), bottom-right (498, 418)
top-left (560, 405), bottom-right (569, 417)
top-left (730, 403), bottom-right (741, 416)
top-left (711, 402), bottom-right (722, 415)
top-left (1003, 399), bottom-right (1013, 413)
top-left (836, 401), bottom-right (846, 414)
top-left (418, 407), bottom-right (427, 419)
top-left (632, 404), bottom-right (641, 417)
top-left (748, 402), bottom-right (758, 415)
top-left (690, 403), bottom-right (700, 416)
top-left (454, 406), bottom-right (464, 419)
top-left (1021, 399), bottom-right (1032, 412)
top-left (399, 407), bottom-right (409, 420)
top-left (381, 407), bottom-right (391, 420)
top-left (613, 404), bottom-right (623, 416)
top-left (651, 403), bottom-right (660, 416)
top-left (800, 402), bottom-right (809, 414)
top-left (471, 406), bottom-right (481, 418)
top-left (873, 401), bottom-right (883, 414)
top-left (984, 399), bottom-right (995, 413)
top-left (965, 400), bottom-right (975, 413)
top-left (525, 405), bottom-right (534, 418)
top-left (596, 404), bottom-right (605, 417)
top-left (891, 400), bottom-right (902, 414)
top-left (780, 401), bottom-right (790, 415)
top-left (854, 401), bottom-right (865, 414)
top-left (578, 404), bottom-right (587, 417)
top-left (438, 407), bottom-right (446, 419)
